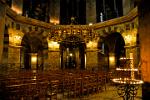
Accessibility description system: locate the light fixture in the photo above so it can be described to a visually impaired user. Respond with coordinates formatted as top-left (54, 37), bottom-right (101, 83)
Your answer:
top-left (109, 53), bottom-right (115, 67)
top-left (69, 53), bottom-right (73, 57)
top-left (89, 23), bottom-right (93, 26)
top-left (31, 53), bottom-right (38, 70)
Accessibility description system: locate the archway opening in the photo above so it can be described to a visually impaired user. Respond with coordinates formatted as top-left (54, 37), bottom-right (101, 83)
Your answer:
top-left (21, 34), bottom-right (44, 70)
top-left (103, 32), bottom-right (125, 70)
top-left (60, 35), bottom-right (86, 70)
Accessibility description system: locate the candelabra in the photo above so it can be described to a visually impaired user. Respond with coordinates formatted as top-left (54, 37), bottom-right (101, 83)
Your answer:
top-left (112, 57), bottom-right (143, 100)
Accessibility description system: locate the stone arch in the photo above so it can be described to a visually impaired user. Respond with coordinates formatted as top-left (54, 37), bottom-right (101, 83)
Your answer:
top-left (98, 36), bottom-right (109, 71)
top-left (21, 34), bottom-right (31, 69)
top-left (60, 35), bottom-right (86, 70)
top-left (102, 32), bottom-right (125, 69)
top-left (20, 31), bottom-right (48, 70)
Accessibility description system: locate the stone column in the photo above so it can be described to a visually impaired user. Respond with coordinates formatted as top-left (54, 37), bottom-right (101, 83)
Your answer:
top-left (8, 46), bottom-right (21, 70)
top-left (47, 51), bottom-right (60, 70)
top-left (138, 0), bottom-right (150, 99)
top-left (49, 0), bottom-right (60, 24)
top-left (0, 2), bottom-right (6, 63)
top-left (139, 0), bottom-right (150, 83)
top-left (86, 51), bottom-right (98, 70)
top-left (86, 0), bottom-right (96, 24)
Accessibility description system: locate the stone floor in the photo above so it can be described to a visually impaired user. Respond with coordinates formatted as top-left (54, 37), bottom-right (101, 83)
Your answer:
top-left (58, 83), bottom-right (142, 100)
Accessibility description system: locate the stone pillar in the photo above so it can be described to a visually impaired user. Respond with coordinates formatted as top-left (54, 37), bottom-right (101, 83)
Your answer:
top-left (47, 51), bottom-right (60, 70)
top-left (43, 49), bottom-right (48, 70)
top-left (86, 0), bottom-right (96, 24)
top-left (49, 0), bottom-right (60, 24)
top-left (139, 0), bottom-right (150, 83)
top-left (138, 0), bottom-right (150, 99)
top-left (0, 2), bottom-right (6, 63)
top-left (8, 46), bottom-right (21, 70)
top-left (86, 51), bottom-right (98, 70)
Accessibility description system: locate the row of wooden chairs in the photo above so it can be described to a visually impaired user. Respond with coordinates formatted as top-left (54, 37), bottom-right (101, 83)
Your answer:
top-left (0, 69), bottom-right (108, 100)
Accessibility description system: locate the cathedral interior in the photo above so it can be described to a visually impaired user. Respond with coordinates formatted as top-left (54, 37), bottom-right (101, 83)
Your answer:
top-left (0, 0), bottom-right (150, 100)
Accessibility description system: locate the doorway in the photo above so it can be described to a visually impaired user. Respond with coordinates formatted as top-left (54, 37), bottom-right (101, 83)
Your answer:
top-left (60, 36), bottom-right (86, 69)
top-left (21, 34), bottom-right (44, 70)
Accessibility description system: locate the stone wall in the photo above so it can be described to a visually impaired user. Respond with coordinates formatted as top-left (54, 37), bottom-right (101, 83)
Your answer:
top-left (46, 51), bottom-right (60, 70)
top-left (8, 46), bottom-right (21, 70)
top-left (139, 0), bottom-right (150, 82)
top-left (93, 8), bottom-right (139, 69)
top-left (0, 3), bottom-right (140, 72)
top-left (0, 2), bottom-right (6, 63)
top-left (138, 0), bottom-right (150, 99)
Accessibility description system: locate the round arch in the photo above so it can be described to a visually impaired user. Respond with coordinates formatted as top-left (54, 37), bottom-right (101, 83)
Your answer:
top-left (20, 32), bottom-right (47, 70)
top-left (60, 35), bottom-right (86, 70)
top-left (101, 32), bottom-right (125, 70)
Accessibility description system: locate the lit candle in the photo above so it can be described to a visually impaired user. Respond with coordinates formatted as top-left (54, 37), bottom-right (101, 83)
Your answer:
top-left (130, 53), bottom-right (134, 80)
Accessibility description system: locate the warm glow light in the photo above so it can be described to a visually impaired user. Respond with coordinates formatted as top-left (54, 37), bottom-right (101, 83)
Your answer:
top-left (69, 53), bottom-right (73, 57)
top-left (48, 41), bottom-right (60, 50)
top-left (112, 78), bottom-right (144, 84)
top-left (31, 53), bottom-right (37, 70)
top-left (109, 56), bottom-right (115, 62)
top-left (9, 35), bottom-right (22, 45)
top-left (120, 57), bottom-right (132, 60)
top-left (124, 29), bottom-right (137, 45)
top-left (109, 53), bottom-right (115, 67)
top-left (116, 68), bottom-right (138, 71)
top-left (130, 53), bottom-right (135, 79)
top-left (32, 76), bottom-right (37, 80)
top-left (125, 35), bottom-right (132, 43)
top-left (11, 6), bottom-right (22, 15)
top-left (8, 28), bottom-right (23, 46)
top-left (31, 54), bottom-right (37, 64)
top-left (85, 54), bottom-right (86, 69)
top-left (86, 41), bottom-right (97, 49)
top-left (89, 23), bottom-right (93, 26)
top-left (50, 19), bottom-right (59, 25)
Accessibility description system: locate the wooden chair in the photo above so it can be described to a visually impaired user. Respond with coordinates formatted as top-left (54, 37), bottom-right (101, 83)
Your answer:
top-left (46, 80), bottom-right (59, 100)
top-left (81, 76), bottom-right (90, 96)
